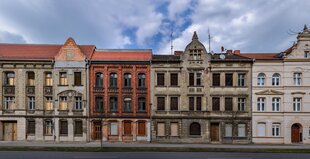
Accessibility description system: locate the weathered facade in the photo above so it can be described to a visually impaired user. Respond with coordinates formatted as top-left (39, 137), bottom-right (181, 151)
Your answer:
top-left (89, 50), bottom-right (152, 142)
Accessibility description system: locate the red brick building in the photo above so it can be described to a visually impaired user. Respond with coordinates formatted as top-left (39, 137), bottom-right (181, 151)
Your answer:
top-left (89, 49), bottom-right (152, 142)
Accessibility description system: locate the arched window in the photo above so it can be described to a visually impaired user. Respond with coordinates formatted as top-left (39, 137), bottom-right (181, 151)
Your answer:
top-left (272, 73), bottom-right (280, 86)
top-left (138, 73), bottom-right (146, 87)
top-left (95, 72), bottom-right (103, 87)
top-left (257, 73), bottom-right (265, 86)
top-left (189, 122), bottom-right (201, 135)
top-left (110, 73), bottom-right (117, 87)
top-left (5, 72), bottom-right (15, 86)
top-left (27, 71), bottom-right (35, 86)
top-left (124, 73), bottom-right (132, 87)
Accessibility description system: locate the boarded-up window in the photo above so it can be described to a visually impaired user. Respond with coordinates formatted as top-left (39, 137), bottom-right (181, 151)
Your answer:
top-left (212, 97), bottom-right (220, 111)
top-left (225, 97), bottom-right (233, 111)
top-left (157, 73), bottom-right (165, 86)
top-left (170, 73), bottom-right (178, 86)
top-left (170, 122), bottom-right (179, 136)
top-left (123, 121), bottom-right (132, 135)
top-left (238, 124), bottom-right (246, 137)
top-left (170, 97), bottom-right (178, 111)
top-left (225, 73), bottom-right (233, 86)
top-left (257, 123), bottom-right (266, 137)
top-left (27, 120), bottom-right (35, 135)
top-left (74, 120), bottom-right (83, 136)
top-left (59, 120), bottom-right (68, 136)
top-left (157, 123), bottom-right (165, 136)
top-left (196, 97), bottom-right (201, 111)
top-left (110, 122), bottom-right (118, 135)
top-left (189, 73), bottom-right (194, 86)
top-left (138, 121), bottom-right (146, 136)
top-left (225, 124), bottom-right (232, 137)
top-left (157, 97), bottom-right (165, 110)
top-left (74, 72), bottom-right (82, 85)
top-left (212, 73), bottom-right (220, 86)
top-left (189, 97), bottom-right (194, 111)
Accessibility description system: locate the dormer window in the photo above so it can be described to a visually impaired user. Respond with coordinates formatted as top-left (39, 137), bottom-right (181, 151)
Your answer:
top-left (190, 49), bottom-right (201, 60)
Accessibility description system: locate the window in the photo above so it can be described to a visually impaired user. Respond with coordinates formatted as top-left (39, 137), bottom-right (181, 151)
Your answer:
top-left (95, 96), bottom-right (103, 112)
top-left (45, 97), bottom-right (53, 110)
top-left (189, 97), bottom-right (195, 111)
top-left (27, 120), bottom-right (35, 135)
top-left (123, 97), bottom-right (131, 112)
top-left (272, 73), bottom-right (280, 86)
top-left (212, 73), bottom-right (220, 86)
top-left (212, 97), bottom-right (220, 111)
top-left (272, 124), bottom-right (280, 137)
top-left (110, 122), bottom-right (118, 135)
top-left (4, 96), bottom-right (15, 110)
top-left (74, 120), bottom-right (83, 136)
top-left (28, 96), bottom-right (35, 110)
top-left (305, 51), bottom-right (309, 58)
top-left (272, 97), bottom-right (280, 112)
top-left (170, 122), bottom-right (179, 136)
top-left (110, 73), bottom-right (118, 87)
top-left (293, 97), bottom-right (302, 111)
top-left (157, 73), bottom-right (165, 86)
top-left (45, 72), bottom-right (53, 86)
top-left (294, 73), bottom-right (302, 86)
top-left (95, 72), bottom-right (103, 87)
top-left (189, 72), bottom-right (202, 86)
top-left (138, 97), bottom-right (146, 112)
top-left (225, 73), bottom-right (233, 86)
top-left (27, 72), bottom-right (35, 86)
top-left (123, 121), bottom-right (132, 135)
top-left (124, 73), bottom-right (131, 87)
top-left (138, 121), bottom-right (146, 136)
top-left (189, 122), bottom-right (201, 136)
top-left (257, 73), bottom-right (265, 86)
top-left (170, 97), bottom-right (178, 111)
top-left (74, 72), bottom-right (82, 85)
top-left (257, 123), bottom-right (266, 137)
top-left (225, 124), bottom-right (232, 137)
top-left (157, 123), bottom-right (165, 136)
top-left (59, 96), bottom-right (68, 110)
top-left (109, 97), bottom-right (118, 112)
top-left (225, 97), bottom-right (233, 111)
top-left (75, 97), bottom-right (82, 110)
top-left (59, 120), bottom-right (68, 136)
top-left (157, 97), bottom-right (165, 110)
top-left (170, 73), bottom-right (178, 86)
top-left (196, 97), bottom-right (202, 111)
top-left (238, 124), bottom-right (246, 137)
top-left (44, 120), bottom-right (53, 135)
top-left (238, 73), bottom-right (246, 86)
top-left (4, 72), bottom-right (15, 86)
top-left (257, 97), bottom-right (265, 111)
top-left (189, 73), bottom-right (194, 86)
top-left (196, 73), bottom-right (202, 86)
top-left (138, 73), bottom-right (146, 87)
top-left (238, 98), bottom-right (246, 111)
top-left (59, 72), bottom-right (68, 86)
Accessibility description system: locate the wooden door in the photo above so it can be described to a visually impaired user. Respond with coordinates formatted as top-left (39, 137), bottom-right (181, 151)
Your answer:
top-left (123, 121), bottom-right (132, 135)
top-left (210, 123), bottom-right (219, 142)
top-left (291, 124), bottom-right (301, 143)
top-left (94, 122), bottom-right (102, 140)
top-left (3, 122), bottom-right (17, 141)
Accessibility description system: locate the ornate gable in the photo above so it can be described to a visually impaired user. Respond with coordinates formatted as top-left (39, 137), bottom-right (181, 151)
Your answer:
top-left (255, 89), bottom-right (284, 95)
top-left (55, 37), bottom-right (86, 61)
top-left (285, 25), bottom-right (310, 59)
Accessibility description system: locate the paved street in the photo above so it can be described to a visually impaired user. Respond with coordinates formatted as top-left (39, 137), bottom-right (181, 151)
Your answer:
top-left (0, 151), bottom-right (309, 159)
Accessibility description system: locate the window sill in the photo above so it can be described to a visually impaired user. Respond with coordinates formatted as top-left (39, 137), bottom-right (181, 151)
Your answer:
top-left (58, 85), bottom-right (69, 86)
top-left (59, 134), bottom-right (68, 137)
top-left (74, 134), bottom-right (83, 137)
top-left (189, 135), bottom-right (202, 138)
top-left (73, 85), bottom-right (83, 87)
top-left (72, 109), bottom-right (83, 112)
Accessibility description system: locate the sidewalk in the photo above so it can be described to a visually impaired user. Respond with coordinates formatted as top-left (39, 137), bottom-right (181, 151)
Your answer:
top-left (0, 141), bottom-right (310, 149)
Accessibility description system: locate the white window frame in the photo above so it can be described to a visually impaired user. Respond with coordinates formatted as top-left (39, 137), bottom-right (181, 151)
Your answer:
top-left (272, 97), bottom-right (280, 112)
top-left (294, 73), bottom-right (302, 86)
top-left (272, 124), bottom-right (280, 137)
top-left (272, 73), bottom-right (280, 86)
top-left (238, 98), bottom-right (246, 111)
top-left (257, 73), bottom-right (265, 86)
top-left (257, 97), bottom-right (265, 111)
top-left (28, 96), bottom-right (35, 110)
top-left (293, 97), bottom-right (302, 112)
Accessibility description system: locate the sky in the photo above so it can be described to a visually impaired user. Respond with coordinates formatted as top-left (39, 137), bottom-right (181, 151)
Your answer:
top-left (0, 0), bottom-right (309, 54)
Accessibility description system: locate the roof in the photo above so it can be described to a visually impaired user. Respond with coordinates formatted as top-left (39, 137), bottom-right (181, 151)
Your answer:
top-left (152, 55), bottom-right (181, 62)
top-left (91, 49), bottom-right (152, 61)
top-left (211, 53), bottom-right (252, 60)
top-left (241, 53), bottom-right (281, 60)
top-left (0, 43), bottom-right (95, 60)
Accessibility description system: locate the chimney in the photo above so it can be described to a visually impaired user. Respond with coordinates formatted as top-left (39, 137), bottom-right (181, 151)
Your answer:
top-left (226, 50), bottom-right (232, 54)
top-left (233, 50), bottom-right (240, 55)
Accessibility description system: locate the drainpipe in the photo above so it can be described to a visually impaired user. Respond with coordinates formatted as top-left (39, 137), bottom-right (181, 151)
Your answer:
top-left (86, 59), bottom-right (90, 142)
top-left (149, 59), bottom-right (152, 143)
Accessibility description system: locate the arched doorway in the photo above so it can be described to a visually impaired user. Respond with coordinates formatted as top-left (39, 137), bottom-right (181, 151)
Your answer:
top-left (189, 122), bottom-right (201, 136)
top-left (291, 123), bottom-right (302, 143)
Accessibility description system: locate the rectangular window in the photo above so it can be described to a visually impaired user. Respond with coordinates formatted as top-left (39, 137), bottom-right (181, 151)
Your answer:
top-left (110, 122), bottom-right (118, 135)
top-left (44, 120), bottom-right (53, 135)
top-left (138, 121), bottom-right (146, 136)
top-left (124, 74), bottom-right (132, 87)
top-left (257, 123), bottom-right (266, 137)
top-left (196, 73), bottom-right (202, 86)
top-left (225, 73), bottom-right (233, 86)
top-left (157, 73), bottom-right (165, 86)
top-left (212, 97), bottom-right (220, 111)
top-left (4, 96), bottom-right (15, 110)
top-left (225, 97), bottom-right (233, 111)
top-left (95, 96), bottom-right (103, 112)
top-left (157, 97), bottom-right (165, 110)
top-left (45, 97), bottom-right (53, 110)
top-left (237, 124), bottom-right (246, 137)
top-left (157, 123), bottom-right (165, 136)
top-left (272, 97), bottom-right (280, 112)
top-left (305, 51), bottom-right (309, 58)
top-left (196, 97), bottom-right (202, 111)
top-left (212, 73), bottom-right (220, 86)
top-left (27, 120), bottom-right (35, 135)
top-left (5, 72), bottom-right (15, 86)
top-left (170, 73), bottom-right (178, 86)
top-left (225, 124), bottom-right (232, 137)
top-left (123, 98), bottom-right (132, 112)
top-left (170, 97), bottom-right (178, 111)
top-left (238, 98), bottom-right (246, 111)
top-left (138, 74), bottom-right (146, 87)
top-left (109, 73), bottom-right (118, 87)
top-left (138, 97), bottom-right (146, 112)
top-left (257, 97), bottom-right (265, 111)
top-left (59, 120), bottom-right (68, 136)
top-left (123, 121), bottom-right (132, 135)
top-left (294, 73), bottom-right (302, 86)
top-left (59, 96), bottom-right (68, 110)
top-left (272, 124), bottom-right (280, 137)
top-left (45, 72), bottom-right (53, 86)
top-left (170, 122), bottom-right (179, 136)
top-left (109, 97), bottom-right (118, 112)
top-left (74, 72), bottom-right (82, 86)
top-left (238, 73), bottom-right (246, 86)
top-left (293, 97), bottom-right (302, 112)
top-left (27, 72), bottom-right (35, 86)
top-left (28, 96), bottom-right (35, 110)
top-left (189, 97), bottom-right (195, 111)
top-left (189, 73), bottom-right (194, 86)
top-left (74, 120), bottom-right (83, 136)
top-left (59, 72), bottom-right (68, 86)
top-left (75, 97), bottom-right (82, 110)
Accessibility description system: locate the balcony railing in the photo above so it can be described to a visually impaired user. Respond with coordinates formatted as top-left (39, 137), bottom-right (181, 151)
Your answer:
top-left (93, 86), bottom-right (104, 92)
top-left (3, 85), bottom-right (15, 95)
top-left (137, 87), bottom-right (147, 94)
top-left (26, 86), bottom-right (35, 94)
top-left (122, 87), bottom-right (132, 93)
top-left (44, 86), bottom-right (53, 95)
top-left (108, 87), bottom-right (118, 93)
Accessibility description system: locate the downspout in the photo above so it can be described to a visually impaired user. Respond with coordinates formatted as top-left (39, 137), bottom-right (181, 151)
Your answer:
top-left (86, 59), bottom-right (90, 142)
top-left (149, 59), bottom-right (152, 143)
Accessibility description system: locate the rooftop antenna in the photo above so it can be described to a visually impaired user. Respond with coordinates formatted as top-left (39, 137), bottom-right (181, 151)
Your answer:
top-left (170, 28), bottom-right (174, 55)
top-left (208, 27), bottom-right (211, 53)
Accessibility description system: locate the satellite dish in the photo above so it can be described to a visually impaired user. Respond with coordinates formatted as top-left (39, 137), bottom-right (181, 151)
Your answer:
top-left (219, 54), bottom-right (226, 59)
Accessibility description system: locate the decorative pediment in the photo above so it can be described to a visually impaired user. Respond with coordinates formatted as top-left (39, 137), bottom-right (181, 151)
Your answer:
top-left (291, 91), bottom-right (306, 95)
top-left (55, 37), bottom-right (86, 61)
top-left (255, 89), bottom-right (284, 95)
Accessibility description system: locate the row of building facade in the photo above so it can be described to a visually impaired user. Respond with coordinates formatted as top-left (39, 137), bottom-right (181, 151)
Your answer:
top-left (0, 25), bottom-right (310, 144)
